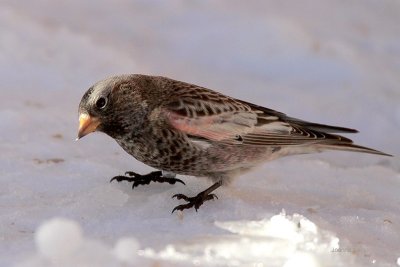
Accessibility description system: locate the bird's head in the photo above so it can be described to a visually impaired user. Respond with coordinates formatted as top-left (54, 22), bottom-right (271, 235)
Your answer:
top-left (77, 75), bottom-right (147, 140)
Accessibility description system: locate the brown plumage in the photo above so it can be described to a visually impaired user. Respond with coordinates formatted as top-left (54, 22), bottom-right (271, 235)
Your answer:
top-left (77, 74), bottom-right (391, 212)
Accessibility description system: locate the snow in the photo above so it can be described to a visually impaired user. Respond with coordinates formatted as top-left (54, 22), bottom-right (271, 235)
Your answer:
top-left (113, 237), bottom-right (140, 264)
top-left (1, 0), bottom-right (399, 266)
top-left (18, 212), bottom-right (349, 267)
top-left (144, 212), bottom-right (345, 266)
top-left (35, 218), bottom-right (83, 260)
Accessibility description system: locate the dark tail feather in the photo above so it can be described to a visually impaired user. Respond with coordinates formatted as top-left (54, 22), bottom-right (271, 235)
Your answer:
top-left (288, 118), bottom-right (359, 133)
top-left (317, 143), bottom-right (392, 156)
top-left (240, 100), bottom-right (359, 133)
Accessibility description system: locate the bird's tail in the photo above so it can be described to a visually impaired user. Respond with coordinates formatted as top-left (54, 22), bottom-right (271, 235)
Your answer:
top-left (316, 142), bottom-right (392, 156)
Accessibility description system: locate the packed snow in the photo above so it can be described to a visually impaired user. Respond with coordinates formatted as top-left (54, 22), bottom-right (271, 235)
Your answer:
top-left (1, 1), bottom-right (399, 266)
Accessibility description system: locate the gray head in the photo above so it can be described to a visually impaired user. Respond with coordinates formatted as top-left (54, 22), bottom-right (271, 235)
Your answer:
top-left (77, 74), bottom-right (147, 140)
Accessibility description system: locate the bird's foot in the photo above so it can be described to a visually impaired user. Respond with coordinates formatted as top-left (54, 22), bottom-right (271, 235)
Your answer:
top-left (172, 191), bottom-right (218, 213)
top-left (172, 181), bottom-right (222, 213)
top-left (110, 171), bottom-right (185, 189)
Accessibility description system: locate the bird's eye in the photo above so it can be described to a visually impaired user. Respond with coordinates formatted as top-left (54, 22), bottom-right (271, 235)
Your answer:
top-left (96, 96), bottom-right (107, 109)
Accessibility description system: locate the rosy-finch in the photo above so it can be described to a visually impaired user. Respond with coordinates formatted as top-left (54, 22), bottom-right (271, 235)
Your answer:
top-left (77, 75), bottom-right (390, 212)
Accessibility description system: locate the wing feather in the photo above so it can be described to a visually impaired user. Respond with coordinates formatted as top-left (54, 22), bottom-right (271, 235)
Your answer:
top-left (162, 80), bottom-right (357, 147)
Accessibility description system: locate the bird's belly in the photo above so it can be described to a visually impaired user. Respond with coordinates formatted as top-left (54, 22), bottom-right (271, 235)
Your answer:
top-left (118, 135), bottom-right (282, 176)
top-left (201, 144), bottom-right (278, 172)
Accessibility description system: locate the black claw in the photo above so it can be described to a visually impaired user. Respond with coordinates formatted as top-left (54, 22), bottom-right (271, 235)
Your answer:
top-left (110, 171), bottom-right (185, 189)
top-left (171, 192), bottom-right (219, 213)
top-left (172, 202), bottom-right (195, 213)
top-left (168, 178), bottom-right (186, 185)
top-left (110, 176), bottom-right (135, 183)
top-left (171, 181), bottom-right (222, 213)
top-left (172, 193), bottom-right (190, 201)
top-left (124, 171), bottom-right (138, 177)
top-left (208, 194), bottom-right (218, 200)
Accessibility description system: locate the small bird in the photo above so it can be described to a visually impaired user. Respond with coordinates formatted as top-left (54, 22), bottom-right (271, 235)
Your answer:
top-left (77, 74), bottom-right (391, 212)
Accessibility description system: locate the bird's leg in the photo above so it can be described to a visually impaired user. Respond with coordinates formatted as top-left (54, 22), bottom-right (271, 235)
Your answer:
top-left (110, 171), bottom-right (185, 189)
top-left (172, 180), bottom-right (222, 213)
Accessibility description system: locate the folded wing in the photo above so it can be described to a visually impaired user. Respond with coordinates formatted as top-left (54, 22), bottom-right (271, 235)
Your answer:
top-left (160, 81), bottom-right (389, 155)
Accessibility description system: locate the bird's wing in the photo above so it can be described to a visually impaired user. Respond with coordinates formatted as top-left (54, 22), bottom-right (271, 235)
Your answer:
top-left (238, 100), bottom-right (358, 134)
top-left (161, 81), bottom-right (353, 146)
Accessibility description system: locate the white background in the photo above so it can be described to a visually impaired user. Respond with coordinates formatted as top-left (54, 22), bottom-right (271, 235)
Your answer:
top-left (0, 1), bottom-right (399, 266)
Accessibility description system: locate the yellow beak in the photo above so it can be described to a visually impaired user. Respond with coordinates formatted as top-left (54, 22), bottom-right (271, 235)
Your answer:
top-left (77, 113), bottom-right (101, 140)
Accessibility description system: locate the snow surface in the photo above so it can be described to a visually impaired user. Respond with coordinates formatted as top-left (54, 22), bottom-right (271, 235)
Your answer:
top-left (1, 0), bottom-right (399, 266)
